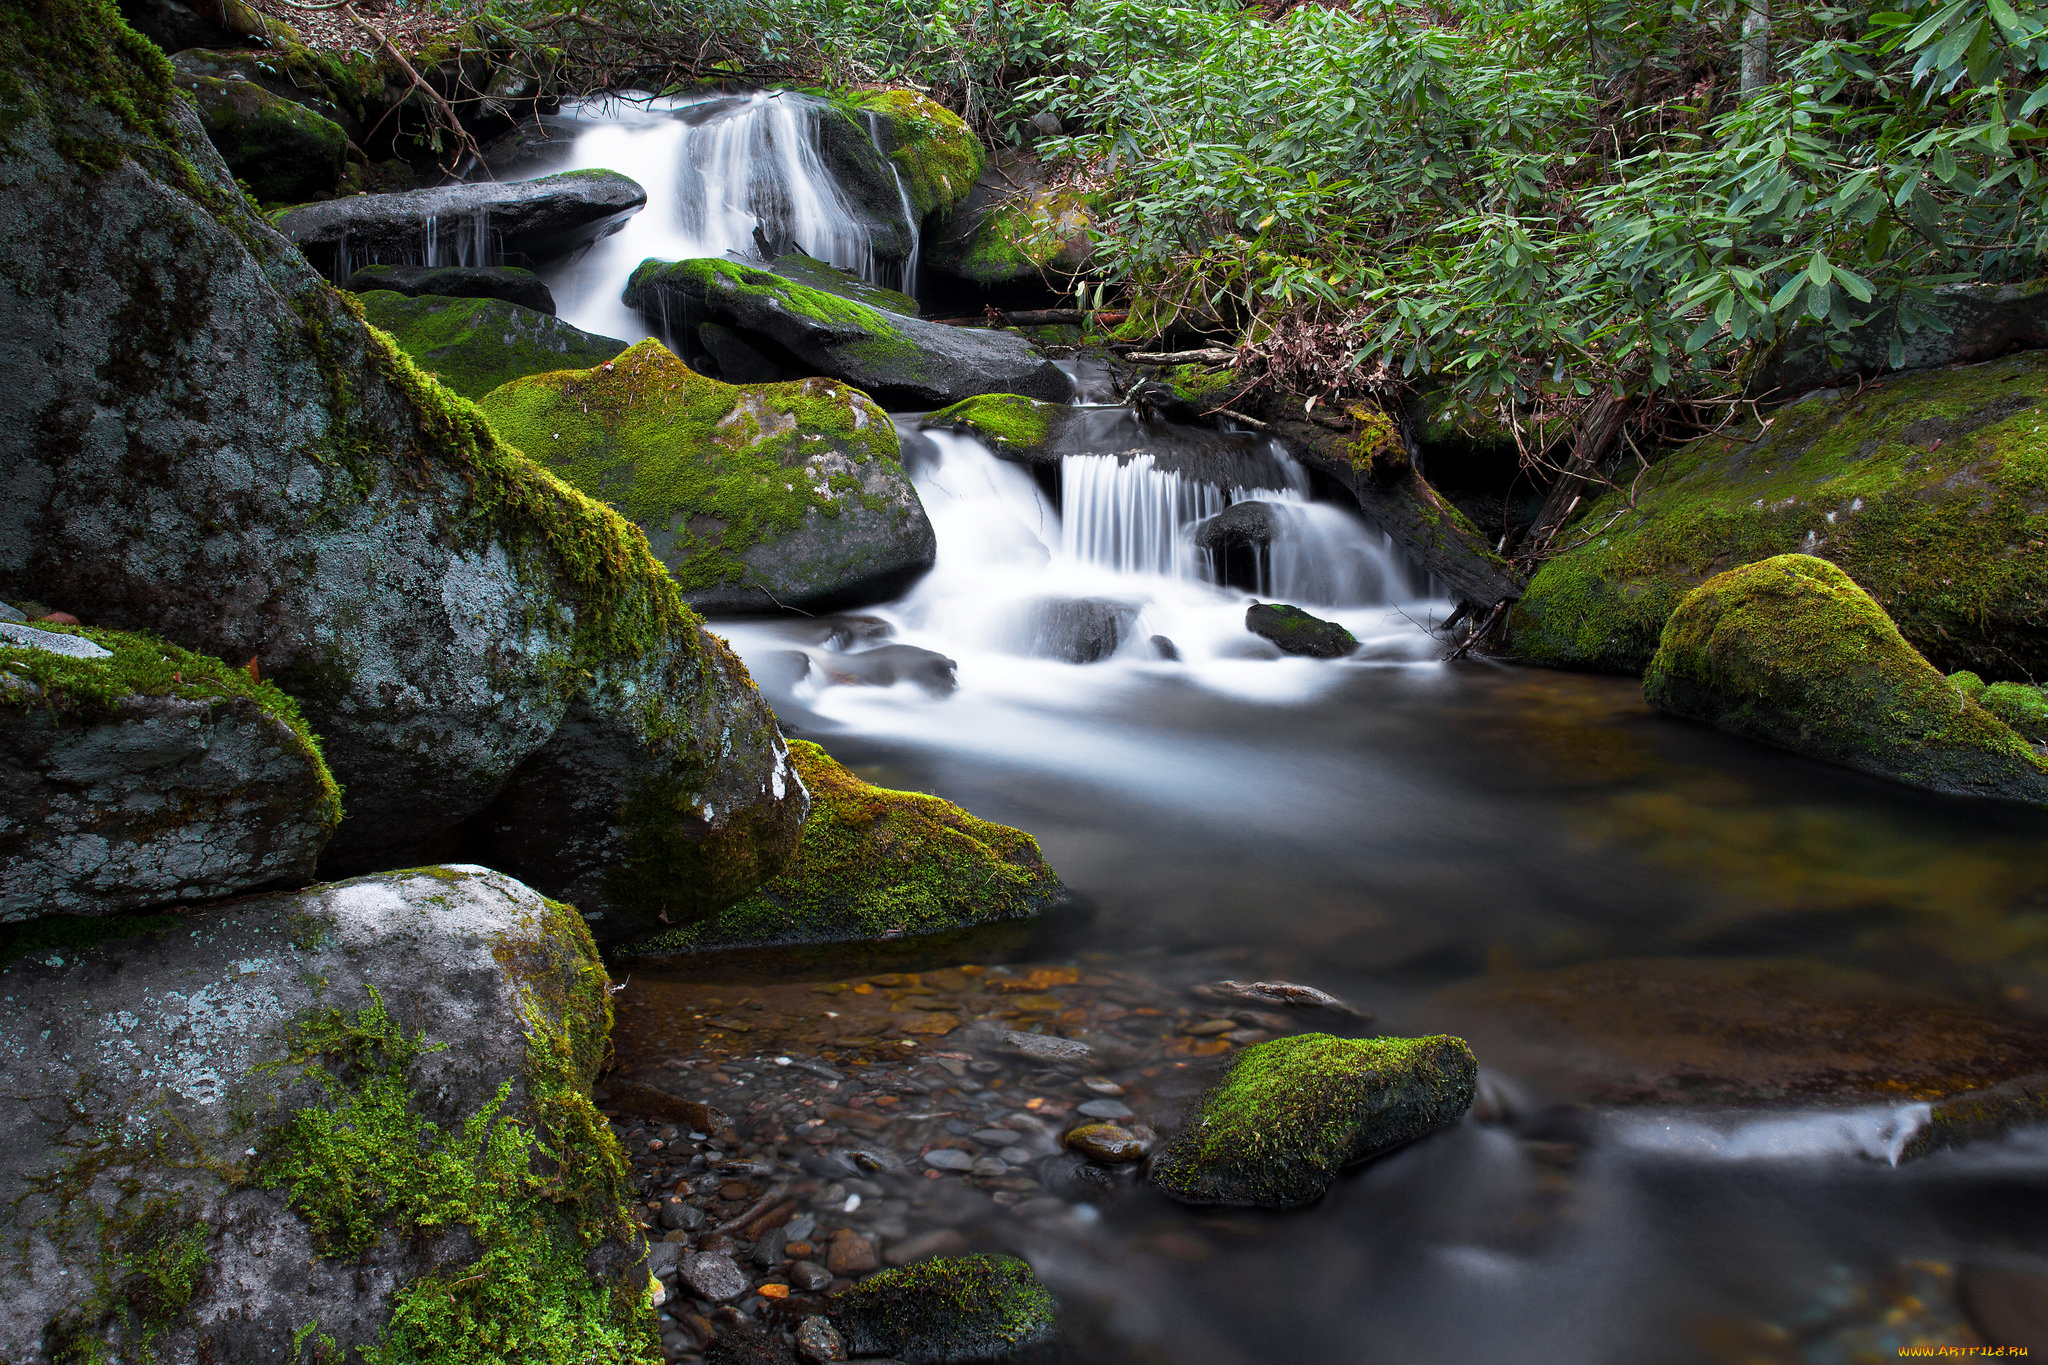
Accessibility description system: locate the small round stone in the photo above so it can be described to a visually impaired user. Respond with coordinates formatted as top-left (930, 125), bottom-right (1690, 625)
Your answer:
top-left (794, 1315), bottom-right (846, 1364)
top-left (680, 1250), bottom-right (749, 1302)
top-left (1063, 1122), bottom-right (1144, 1163)
top-left (922, 1148), bottom-right (974, 1172)
top-left (1080, 1077), bottom-right (1124, 1096)
top-left (1076, 1098), bottom-right (1134, 1120)
top-left (789, 1259), bottom-right (833, 1291)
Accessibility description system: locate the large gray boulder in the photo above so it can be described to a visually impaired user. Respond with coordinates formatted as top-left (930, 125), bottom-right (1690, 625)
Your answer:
top-left (623, 258), bottom-right (1073, 409)
top-left (276, 169), bottom-right (647, 279)
top-left (0, 12), bottom-right (806, 937)
top-left (1, 625), bottom-right (342, 919)
top-left (477, 339), bottom-right (937, 615)
top-left (0, 866), bottom-right (653, 1364)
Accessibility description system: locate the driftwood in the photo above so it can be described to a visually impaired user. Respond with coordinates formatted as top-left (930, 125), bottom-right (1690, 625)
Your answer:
top-left (1127, 347), bottom-right (1239, 365)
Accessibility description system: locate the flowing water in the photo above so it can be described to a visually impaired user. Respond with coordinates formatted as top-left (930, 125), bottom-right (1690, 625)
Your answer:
top-left (543, 102), bottom-right (2048, 1362)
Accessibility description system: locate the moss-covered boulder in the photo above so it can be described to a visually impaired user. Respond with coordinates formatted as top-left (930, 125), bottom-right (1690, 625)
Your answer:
top-left (359, 290), bottom-right (627, 399)
top-left (1508, 352), bottom-right (2048, 676)
top-left (624, 258), bottom-right (1072, 408)
top-left (621, 740), bottom-right (1064, 953)
top-left (1246, 602), bottom-right (1357, 659)
top-left (1643, 555), bottom-right (2048, 800)
top-left (1150, 1033), bottom-right (1478, 1208)
top-left (0, 4), bottom-right (806, 933)
top-left (766, 249), bottom-right (918, 316)
top-left (1963, 674), bottom-right (2048, 742)
top-left (347, 262), bottom-right (556, 315)
top-left (849, 89), bottom-right (984, 222)
top-left (477, 339), bottom-right (935, 614)
top-left (827, 1253), bottom-right (1058, 1365)
top-left (1, 624), bottom-right (341, 919)
top-left (0, 866), bottom-right (655, 1364)
top-left (173, 71), bottom-right (347, 204)
top-left (930, 185), bottom-right (1096, 289)
top-left (920, 391), bottom-right (1076, 459)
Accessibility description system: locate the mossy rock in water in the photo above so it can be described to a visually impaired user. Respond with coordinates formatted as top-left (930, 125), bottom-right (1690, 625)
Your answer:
top-left (346, 263), bottom-right (556, 315)
top-left (1508, 352), bottom-right (2048, 676)
top-left (477, 339), bottom-right (935, 614)
top-left (173, 72), bottom-right (347, 204)
top-left (0, 2), bottom-right (804, 932)
top-left (920, 392), bottom-right (1075, 460)
top-left (0, 866), bottom-right (654, 1364)
top-left (849, 89), bottom-right (985, 221)
top-left (1, 623), bottom-right (341, 918)
top-left (1643, 555), bottom-right (2048, 801)
top-left (1150, 1033), bottom-right (1478, 1208)
top-left (767, 250), bottom-right (918, 316)
top-left (623, 257), bottom-right (1072, 408)
top-left (827, 1253), bottom-right (1058, 1364)
top-left (358, 290), bottom-right (628, 399)
top-left (1246, 602), bottom-right (1357, 659)
top-left (620, 740), bottom-right (1065, 953)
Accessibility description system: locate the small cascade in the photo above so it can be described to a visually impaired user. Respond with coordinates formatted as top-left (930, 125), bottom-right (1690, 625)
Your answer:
top-left (1061, 453), bottom-right (1226, 578)
top-left (540, 92), bottom-right (890, 341)
top-left (865, 111), bottom-right (920, 299)
top-left (422, 209), bottom-right (493, 270)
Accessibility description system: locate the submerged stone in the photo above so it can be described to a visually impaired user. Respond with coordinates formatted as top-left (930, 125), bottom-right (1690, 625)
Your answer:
top-left (1245, 602), bottom-right (1357, 659)
top-left (620, 740), bottom-right (1065, 953)
top-left (1150, 1033), bottom-right (1478, 1208)
top-left (828, 1253), bottom-right (1059, 1364)
top-left (347, 262), bottom-right (557, 315)
top-left (358, 289), bottom-right (627, 398)
top-left (1508, 353), bottom-right (2048, 677)
top-left (623, 258), bottom-right (1072, 409)
top-left (1643, 555), bottom-right (2048, 801)
top-left (476, 339), bottom-right (936, 614)
top-left (1, 626), bottom-right (341, 919)
top-left (0, 866), bottom-right (646, 1362)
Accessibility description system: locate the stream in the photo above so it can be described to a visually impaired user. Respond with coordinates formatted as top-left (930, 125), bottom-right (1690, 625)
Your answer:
top-left (531, 91), bottom-right (2048, 1363)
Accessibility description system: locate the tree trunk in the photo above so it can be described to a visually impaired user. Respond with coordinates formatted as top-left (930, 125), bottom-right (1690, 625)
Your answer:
top-left (1740, 0), bottom-right (1771, 99)
top-left (1518, 393), bottom-right (1632, 563)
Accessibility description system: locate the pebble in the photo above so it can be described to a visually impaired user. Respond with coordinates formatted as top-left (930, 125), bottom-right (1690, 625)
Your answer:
top-left (1076, 1098), bottom-right (1134, 1120)
top-left (825, 1230), bottom-right (878, 1275)
top-left (1063, 1122), bottom-right (1145, 1163)
top-left (1080, 1077), bottom-right (1125, 1096)
top-left (922, 1148), bottom-right (974, 1172)
top-left (0, 622), bottom-right (109, 659)
top-left (971, 1128), bottom-right (1018, 1146)
top-left (789, 1259), bottom-right (833, 1291)
top-left (680, 1251), bottom-right (749, 1302)
top-left (996, 1030), bottom-right (1092, 1062)
top-left (752, 1227), bottom-right (788, 1268)
top-left (970, 1157), bottom-right (1010, 1178)
top-left (660, 1198), bottom-right (704, 1231)
top-left (794, 1317), bottom-right (846, 1364)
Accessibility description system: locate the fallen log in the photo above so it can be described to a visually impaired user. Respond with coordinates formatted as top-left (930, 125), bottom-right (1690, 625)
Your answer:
top-left (1127, 347), bottom-right (1239, 365)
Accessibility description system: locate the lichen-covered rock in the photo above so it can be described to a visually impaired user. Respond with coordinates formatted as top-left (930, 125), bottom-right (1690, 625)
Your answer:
top-left (623, 258), bottom-right (1073, 409)
top-left (173, 71), bottom-right (347, 204)
top-left (0, 5), bottom-right (806, 929)
top-left (1, 625), bottom-right (341, 920)
top-left (1150, 1033), bottom-right (1478, 1208)
top-left (1507, 353), bottom-right (2048, 676)
top-left (359, 289), bottom-right (627, 399)
top-left (621, 740), bottom-right (1064, 954)
top-left (477, 339), bottom-right (936, 614)
top-left (277, 169), bottom-right (648, 278)
top-left (1245, 602), bottom-right (1357, 659)
top-left (347, 262), bottom-right (557, 315)
top-left (0, 866), bottom-right (656, 1365)
top-left (828, 1254), bottom-right (1058, 1365)
top-left (849, 90), bottom-right (984, 222)
top-left (1643, 555), bottom-right (2048, 800)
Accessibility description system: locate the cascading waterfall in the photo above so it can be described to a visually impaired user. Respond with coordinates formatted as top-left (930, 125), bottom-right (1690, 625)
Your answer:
top-left (1060, 453), bottom-right (1227, 578)
top-left (332, 209), bottom-right (496, 282)
top-left (864, 111), bottom-right (920, 298)
top-left (539, 92), bottom-right (888, 341)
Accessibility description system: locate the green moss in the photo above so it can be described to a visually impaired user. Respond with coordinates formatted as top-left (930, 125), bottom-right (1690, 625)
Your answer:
top-left (850, 89), bottom-right (984, 219)
top-left (475, 338), bottom-right (900, 592)
top-left (828, 1253), bottom-right (1058, 1362)
top-left (620, 740), bottom-right (1063, 953)
top-left (947, 188), bottom-right (1097, 287)
top-left (1166, 364), bottom-right (1235, 409)
top-left (1981, 681), bottom-right (2048, 742)
top-left (1643, 554), bottom-right (2048, 799)
top-left (766, 253), bottom-right (918, 316)
top-left (1, 624), bottom-right (343, 826)
top-left (1342, 403), bottom-right (1405, 477)
top-left (359, 292), bottom-right (628, 400)
top-left (921, 392), bottom-right (1062, 453)
top-left (42, 1198), bottom-right (212, 1365)
top-left (1151, 1033), bottom-right (1478, 1207)
top-left (175, 73), bottom-right (347, 204)
top-left (1949, 669), bottom-right (1988, 699)
top-left (256, 980), bottom-right (655, 1365)
top-left (1509, 351), bottom-right (2048, 676)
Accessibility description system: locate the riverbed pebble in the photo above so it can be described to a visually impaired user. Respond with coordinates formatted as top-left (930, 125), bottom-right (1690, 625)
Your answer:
top-left (681, 1251), bottom-right (750, 1302)
top-left (1064, 1122), bottom-right (1146, 1162)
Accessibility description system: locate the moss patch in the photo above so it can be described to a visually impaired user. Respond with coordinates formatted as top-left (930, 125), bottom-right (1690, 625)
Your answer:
top-left (359, 292), bottom-right (628, 401)
top-left (1643, 554), bottom-right (2048, 800)
top-left (829, 1253), bottom-right (1058, 1362)
top-left (850, 89), bottom-right (984, 220)
top-left (946, 187), bottom-right (1097, 287)
top-left (475, 339), bottom-right (900, 593)
top-left (1150, 1032), bottom-right (1478, 1207)
top-left (920, 392), bottom-right (1064, 455)
top-left (1508, 351), bottom-right (2048, 676)
top-left (174, 72), bottom-right (346, 204)
top-left (2, 623), bottom-right (343, 824)
top-left (619, 740), bottom-right (1063, 953)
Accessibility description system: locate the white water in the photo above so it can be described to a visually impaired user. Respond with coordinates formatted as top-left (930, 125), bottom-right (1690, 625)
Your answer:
top-left (536, 92), bottom-right (887, 342)
top-left (865, 111), bottom-right (920, 297)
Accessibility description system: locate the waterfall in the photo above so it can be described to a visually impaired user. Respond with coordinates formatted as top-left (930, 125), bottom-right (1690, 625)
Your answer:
top-left (1061, 454), bottom-right (1227, 578)
top-left (865, 111), bottom-right (920, 298)
top-left (540, 92), bottom-right (892, 342)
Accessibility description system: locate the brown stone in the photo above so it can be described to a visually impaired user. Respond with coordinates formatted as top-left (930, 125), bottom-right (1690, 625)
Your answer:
top-left (896, 1011), bottom-right (962, 1036)
top-left (1063, 1122), bottom-right (1144, 1163)
top-left (740, 1199), bottom-right (799, 1241)
top-left (824, 1230), bottom-right (879, 1275)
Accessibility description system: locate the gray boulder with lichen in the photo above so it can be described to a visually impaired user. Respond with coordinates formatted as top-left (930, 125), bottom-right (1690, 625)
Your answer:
top-left (0, 6), bottom-right (807, 939)
top-left (1, 625), bottom-right (342, 919)
top-left (0, 865), bottom-right (654, 1365)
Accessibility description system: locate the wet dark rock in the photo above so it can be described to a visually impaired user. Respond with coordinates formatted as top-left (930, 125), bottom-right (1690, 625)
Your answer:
top-left (0, 867), bottom-right (642, 1361)
top-left (661, 1197), bottom-right (705, 1231)
top-left (1075, 1099), bottom-right (1134, 1121)
top-left (706, 1322), bottom-right (799, 1365)
top-left (768, 251), bottom-right (919, 317)
top-left (175, 71), bottom-right (348, 203)
top-left (1960, 1260), bottom-right (2048, 1354)
top-left (790, 1259), bottom-right (834, 1292)
top-left (753, 1226), bottom-right (790, 1267)
top-left (1245, 602), bottom-right (1358, 659)
top-left (1063, 1123), bottom-right (1144, 1163)
top-left (1192, 980), bottom-right (1367, 1019)
top-left (1194, 500), bottom-right (1283, 553)
top-left (682, 1251), bottom-right (751, 1302)
top-left (820, 644), bottom-right (958, 695)
top-left (795, 1315), bottom-right (847, 1364)
top-left (357, 290), bottom-right (628, 400)
top-left (623, 258), bottom-right (1072, 409)
top-left (1149, 634), bottom-right (1181, 661)
top-left (346, 263), bottom-right (558, 315)
top-left (1899, 1072), bottom-right (2048, 1162)
top-left (923, 1148), bottom-right (974, 1171)
top-left (830, 1254), bottom-right (1058, 1365)
top-left (825, 1229), bottom-right (879, 1275)
top-left (1028, 597), bottom-right (1139, 664)
top-left (1151, 1033), bottom-right (1478, 1208)
top-left (277, 170), bottom-right (648, 278)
